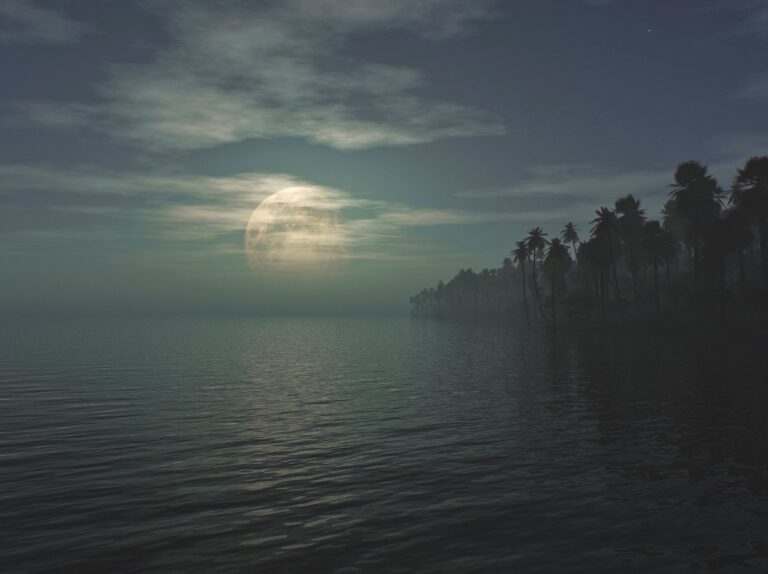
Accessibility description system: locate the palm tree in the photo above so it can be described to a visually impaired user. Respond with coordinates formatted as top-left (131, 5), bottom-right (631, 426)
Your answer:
top-left (576, 240), bottom-right (597, 295)
top-left (669, 161), bottom-right (723, 283)
top-left (591, 207), bottom-right (622, 305)
top-left (662, 198), bottom-right (690, 262)
top-left (723, 207), bottom-right (753, 292)
top-left (641, 220), bottom-right (667, 311)
top-left (615, 194), bottom-right (646, 299)
top-left (703, 216), bottom-right (740, 328)
top-left (512, 241), bottom-right (531, 327)
top-left (427, 287), bottom-right (436, 313)
top-left (410, 155), bottom-right (768, 326)
top-left (561, 222), bottom-right (580, 260)
top-left (436, 280), bottom-right (446, 314)
top-left (656, 210), bottom-right (681, 291)
top-left (545, 238), bottom-right (571, 328)
top-left (579, 237), bottom-right (610, 322)
top-left (526, 227), bottom-right (550, 323)
top-left (732, 156), bottom-right (768, 287)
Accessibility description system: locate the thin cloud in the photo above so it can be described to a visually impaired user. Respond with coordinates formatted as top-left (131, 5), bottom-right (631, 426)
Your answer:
top-left (453, 163), bottom-right (679, 236)
top-left (455, 164), bottom-right (670, 200)
top-left (708, 132), bottom-right (768, 161)
top-left (0, 0), bottom-right (85, 45)
top-left (3, 102), bottom-right (96, 130)
top-left (735, 73), bottom-right (768, 100)
top-left (741, 5), bottom-right (768, 38)
top-left (13, 0), bottom-right (505, 151)
top-left (0, 164), bottom-right (517, 263)
top-left (0, 164), bottom-right (318, 204)
top-left (732, 5), bottom-right (768, 100)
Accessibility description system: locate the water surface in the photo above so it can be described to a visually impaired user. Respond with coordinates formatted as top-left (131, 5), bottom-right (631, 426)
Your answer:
top-left (2, 317), bottom-right (767, 572)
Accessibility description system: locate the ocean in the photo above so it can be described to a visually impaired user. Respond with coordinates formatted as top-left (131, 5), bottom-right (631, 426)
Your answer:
top-left (2, 317), bottom-right (767, 572)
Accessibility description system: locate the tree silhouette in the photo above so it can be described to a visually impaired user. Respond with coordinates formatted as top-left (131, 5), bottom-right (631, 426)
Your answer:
top-left (410, 155), bottom-right (767, 330)
top-left (723, 207), bottom-right (753, 292)
top-left (669, 161), bottom-right (723, 284)
top-left (702, 216), bottom-right (740, 328)
top-left (590, 207), bottom-right (622, 306)
top-left (512, 241), bottom-right (531, 327)
top-left (578, 238), bottom-right (609, 322)
top-left (561, 222), bottom-right (580, 260)
top-left (615, 194), bottom-right (646, 299)
top-left (526, 227), bottom-right (550, 324)
top-left (436, 280), bottom-right (445, 314)
top-left (545, 238), bottom-right (571, 329)
top-left (641, 220), bottom-right (667, 310)
top-left (662, 198), bottom-right (689, 260)
top-left (733, 156), bottom-right (768, 288)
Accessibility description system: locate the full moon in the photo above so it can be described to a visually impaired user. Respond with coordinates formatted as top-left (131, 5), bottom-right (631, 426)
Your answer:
top-left (244, 187), bottom-right (344, 272)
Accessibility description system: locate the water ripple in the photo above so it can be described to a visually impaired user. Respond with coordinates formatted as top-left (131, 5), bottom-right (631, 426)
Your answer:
top-left (1, 317), bottom-right (767, 572)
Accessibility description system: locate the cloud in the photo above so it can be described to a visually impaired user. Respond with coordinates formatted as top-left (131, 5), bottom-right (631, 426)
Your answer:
top-left (14, 0), bottom-right (504, 151)
top-left (1, 161), bottom-right (675, 255)
top-left (455, 163), bottom-right (671, 201)
top-left (0, 163), bottom-right (300, 203)
top-left (741, 5), bottom-right (768, 38)
top-left (735, 73), bottom-right (768, 100)
top-left (688, 0), bottom-right (766, 15)
top-left (707, 132), bottom-right (768, 163)
top-left (729, 5), bottom-right (768, 102)
top-left (0, 0), bottom-right (84, 45)
top-left (0, 164), bottom-right (518, 264)
top-left (4, 102), bottom-right (95, 129)
top-left (453, 163), bottom-right (679, 232)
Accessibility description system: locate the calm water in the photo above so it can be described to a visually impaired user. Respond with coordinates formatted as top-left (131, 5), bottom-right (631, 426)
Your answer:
top-left (2, 317), bottom-right (768, 573)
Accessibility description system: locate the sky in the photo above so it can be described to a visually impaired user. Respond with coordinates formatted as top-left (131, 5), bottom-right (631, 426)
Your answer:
top-left (2, 0), bottom-right (768, 317)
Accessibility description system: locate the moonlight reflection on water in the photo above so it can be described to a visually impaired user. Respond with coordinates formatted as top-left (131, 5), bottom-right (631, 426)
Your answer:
top-left (2, 318), bottom-right (768, 572)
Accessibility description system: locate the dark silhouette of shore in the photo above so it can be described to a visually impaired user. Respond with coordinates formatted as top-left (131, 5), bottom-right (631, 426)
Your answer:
top-left (411, 157), bottom-right (768, 333)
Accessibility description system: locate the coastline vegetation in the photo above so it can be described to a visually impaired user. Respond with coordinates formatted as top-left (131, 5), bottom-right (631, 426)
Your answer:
top-left (410, 157), bottom-right (768, 331)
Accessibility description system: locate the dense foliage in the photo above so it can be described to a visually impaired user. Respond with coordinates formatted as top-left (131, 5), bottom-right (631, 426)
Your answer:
top-left (411, 157), bottom-right (768, 328)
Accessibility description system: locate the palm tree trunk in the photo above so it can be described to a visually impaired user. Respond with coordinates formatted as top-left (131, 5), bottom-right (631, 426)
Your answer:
top-left (599, 269), bottom-right (606, 323)
top-left (738, 248), bottom-right (746, 293)
top-left (551, 261), bottom-right (556, 329)
top-left (719, 254), bottom-right (727, 330)
top-left (630, 251), bottom-right (638, 301)
top-left (693, 231), bottom-right (700, 285)
top-left (760, 216), bottom-right (768, 288)
top-left (608, 239), bottom-right (621, 304)
top-left (653, 258), bottom-right (660, 311)
top-left (521, 262), bottom-right (530, 327)
top-left (531, 253), bottom-right (538, 320)
top-left (532, 253), bottom-right (550, 325)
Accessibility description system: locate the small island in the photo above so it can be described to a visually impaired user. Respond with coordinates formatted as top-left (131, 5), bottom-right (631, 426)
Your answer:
top-left (411, 157), bottom-right (768, 332)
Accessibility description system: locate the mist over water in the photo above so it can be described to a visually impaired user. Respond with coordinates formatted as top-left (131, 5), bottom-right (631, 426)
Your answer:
top-left (2, 317), bottom-right (768, 572)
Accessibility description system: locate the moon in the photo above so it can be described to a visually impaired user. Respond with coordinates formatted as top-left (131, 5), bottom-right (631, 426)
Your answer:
top-left (244, 186), bottom-right (344, 272)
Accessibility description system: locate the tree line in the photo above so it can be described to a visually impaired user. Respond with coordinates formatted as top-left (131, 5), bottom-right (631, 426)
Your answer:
top-left (410, 156), bottom-right (768, 329)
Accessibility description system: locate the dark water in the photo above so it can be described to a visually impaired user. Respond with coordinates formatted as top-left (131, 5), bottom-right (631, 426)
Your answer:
top-left (2, 317), bottom-right (768, 573)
